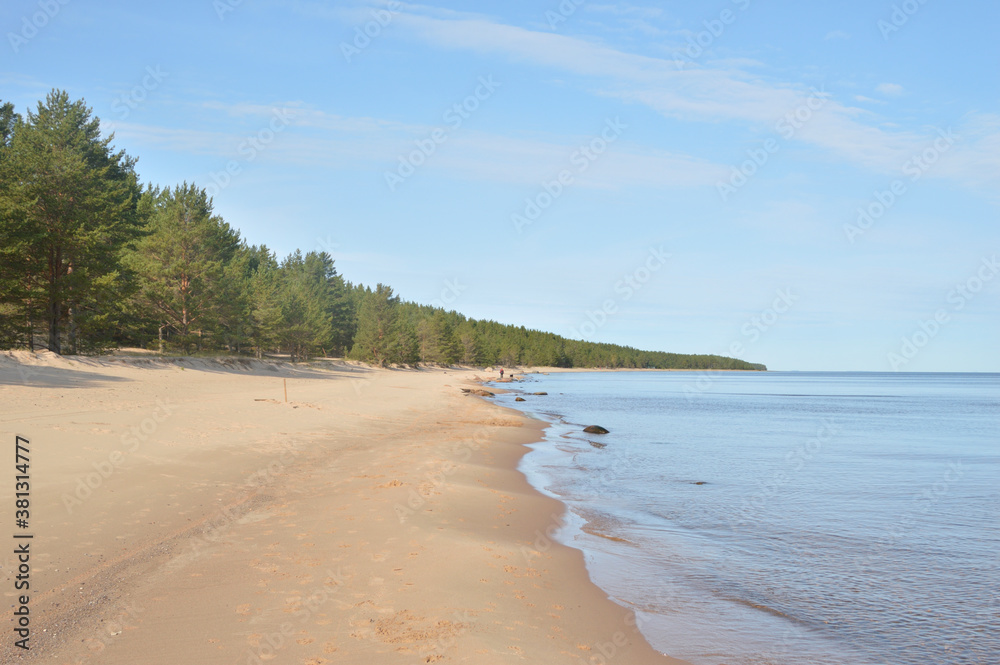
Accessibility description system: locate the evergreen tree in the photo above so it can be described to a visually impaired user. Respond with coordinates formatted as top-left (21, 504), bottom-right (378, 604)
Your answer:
top-left (454, 319), bottom-right (482, 365)
top-left (350, 284), bottom-right (418, 366)
top-left (3, 90), bottom-right (142, 353)
top-left (276, 250), bottom-right (349, 360)
top-left (418, 309), bottom-right (461, 364)
top-left (0, 92), bottom-right (768, 372)
top-left (0, 100), bottom-right (33, 348)
top-left (243, 245), bottom-right (283, 358)
top-left (127, 183), bottom-right (240, 352)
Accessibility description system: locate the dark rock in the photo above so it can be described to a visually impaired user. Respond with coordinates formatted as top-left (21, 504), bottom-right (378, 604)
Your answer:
top-left (589, 441), bottom-right (607, 449)
top-left (462, 388), bottom-right (495, 397)
top-left (532, 392), bottom-right (548, 396)
top-left (693, 481), bottom-right (707, 485)
top-left (515, 397), bottom-right (526, 402)
top-left (583, 425), bottom-right (609, 434)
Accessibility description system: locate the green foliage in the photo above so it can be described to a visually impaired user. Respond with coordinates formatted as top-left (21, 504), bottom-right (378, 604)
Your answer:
top-left (417, 309), bottom-right (462, 364)
top-left (126, 182), bottom-right (240, 352)
top-left (0, 90), bottom-right (766, 372)
top-left (0, 100), bottom-right (32, 348)
top-left (349, 284), bottom-right (420, 366)
top-left (1, 90), bottom-right (142, 353)
top-left (243, 245), bottom-right (283, 358)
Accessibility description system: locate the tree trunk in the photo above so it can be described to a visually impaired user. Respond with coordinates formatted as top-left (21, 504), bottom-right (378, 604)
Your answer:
top-left (66, 263), bottom-right (77, 354)
top-left (67, 305), bottom-right (78, 355)
top-left (25, 309), bottom-right (34, 352)
top-left (158, 324), bottom-right (167, 354)
top-left (47, 299), bottom-right (61, 354)
top-left (48, 247), bottom-right (61, 354)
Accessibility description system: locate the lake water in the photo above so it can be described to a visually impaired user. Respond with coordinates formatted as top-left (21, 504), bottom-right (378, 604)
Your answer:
top-left (491, 371), bottom-right (999, 665)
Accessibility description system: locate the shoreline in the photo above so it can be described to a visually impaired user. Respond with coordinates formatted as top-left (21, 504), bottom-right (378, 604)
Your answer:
top-left (0, 353), bottom-right (685, 664)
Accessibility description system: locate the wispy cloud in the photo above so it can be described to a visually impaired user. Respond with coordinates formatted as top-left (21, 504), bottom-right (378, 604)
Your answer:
top-left (375, 8), bottom-right (999, 189)
top-left (876, 82), bottom-right (904, 97)
top-left (113, 103), bottom-right (726, 190)
top-left (584, 3), bottom-right (666, 19)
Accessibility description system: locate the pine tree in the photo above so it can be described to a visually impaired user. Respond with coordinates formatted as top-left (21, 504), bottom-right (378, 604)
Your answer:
top-left (127, 183), bottom-right (240, 353)
top-left (349, 284), bottom-right (418, 366)
top-left (3, 90), bottom-right (142, 353)
top-left (418, 309), bottom-right (461, 364)
top-left (0, 100), bottom-right (33, 348)
top-left (455, 319), bottom-right (483, 365)
top-left (243, 245), bottom-right (283, 358)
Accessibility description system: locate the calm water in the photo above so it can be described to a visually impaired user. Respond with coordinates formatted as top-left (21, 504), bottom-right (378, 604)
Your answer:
top-left (492, 372), bottom-right (999, 665)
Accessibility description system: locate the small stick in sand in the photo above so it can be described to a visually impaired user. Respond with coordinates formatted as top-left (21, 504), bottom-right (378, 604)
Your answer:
top-left (284, 378), bottom-right (288, 403)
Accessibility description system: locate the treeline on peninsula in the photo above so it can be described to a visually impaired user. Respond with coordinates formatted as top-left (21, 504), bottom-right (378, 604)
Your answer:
top-left (0, 90), bottom-right (765, 371)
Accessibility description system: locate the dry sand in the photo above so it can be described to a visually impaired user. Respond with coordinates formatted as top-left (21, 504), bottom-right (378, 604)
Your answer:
top-left (0, 352), bottom-right (686, 664)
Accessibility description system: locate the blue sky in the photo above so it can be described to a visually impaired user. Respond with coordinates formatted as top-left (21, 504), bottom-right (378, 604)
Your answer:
top-left (3, 0), bottom-right (998, 371)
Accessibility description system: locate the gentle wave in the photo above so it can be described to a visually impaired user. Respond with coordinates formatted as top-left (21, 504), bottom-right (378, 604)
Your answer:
top-left (497, 371), bottom-right (1000, 665)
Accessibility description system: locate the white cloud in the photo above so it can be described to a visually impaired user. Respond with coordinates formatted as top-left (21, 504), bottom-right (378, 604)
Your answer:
top-left (381, 9), bottom-right (1000, 189)
top-left (113, 104), bottom-right (727, 191)
top-left (876, 83), bottom-right (904, 97)
top-left (584, 4), bottom-right (665, 18)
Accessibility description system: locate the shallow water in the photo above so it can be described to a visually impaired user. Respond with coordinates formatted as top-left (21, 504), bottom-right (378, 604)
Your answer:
top-left (494, 371), bottom-right (999, 665)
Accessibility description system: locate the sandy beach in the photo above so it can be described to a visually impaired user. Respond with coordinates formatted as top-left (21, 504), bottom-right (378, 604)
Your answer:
top-left (0, 352), bottom-right (685, 664)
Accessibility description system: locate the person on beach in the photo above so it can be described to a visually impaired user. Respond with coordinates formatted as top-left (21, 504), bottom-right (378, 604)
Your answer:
top-left (499, 368), bottom-right (504, 379)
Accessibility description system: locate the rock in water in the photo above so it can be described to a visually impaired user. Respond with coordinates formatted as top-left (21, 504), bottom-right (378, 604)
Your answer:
top-left (589, 440), bottom-right (607, 449)
top-left (532, 392), bottom-right (548, 396)
top-left (515, 396), bottom-right (526, 402)
top-left (583, 425), bottom-right (609, 434)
